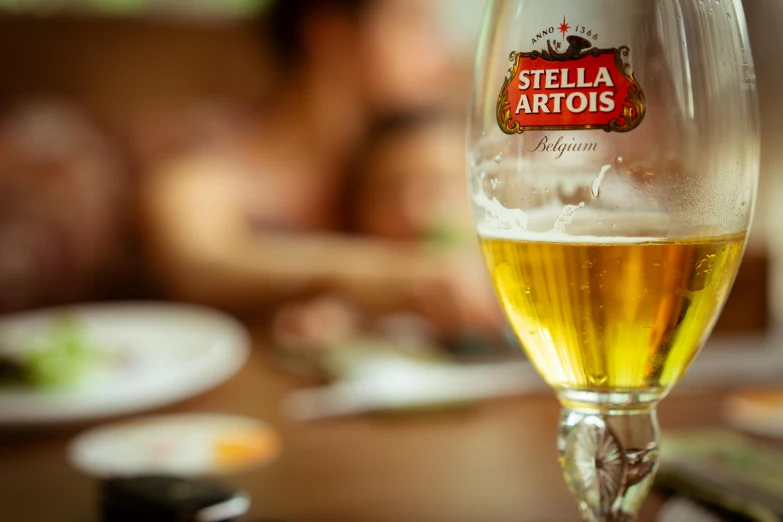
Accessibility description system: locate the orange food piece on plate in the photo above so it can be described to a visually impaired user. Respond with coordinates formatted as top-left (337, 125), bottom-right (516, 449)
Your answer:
top-left (214, 429), bottom-right (280, 468)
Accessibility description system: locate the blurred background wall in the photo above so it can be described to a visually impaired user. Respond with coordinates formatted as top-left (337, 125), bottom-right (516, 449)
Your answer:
top-left (744, 0), bottom-right (783, 324)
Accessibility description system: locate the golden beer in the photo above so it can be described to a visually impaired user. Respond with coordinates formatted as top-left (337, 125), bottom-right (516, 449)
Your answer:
top-left (480, 232), bottom-right (745, 392)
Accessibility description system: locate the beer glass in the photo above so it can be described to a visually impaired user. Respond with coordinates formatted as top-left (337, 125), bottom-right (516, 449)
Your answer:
top-left (468, 1), bottom-right (759, 519)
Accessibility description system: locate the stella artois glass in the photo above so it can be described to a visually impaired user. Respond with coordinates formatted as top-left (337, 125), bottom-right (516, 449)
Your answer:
top-left (468, 1), bottom-right (759, 520)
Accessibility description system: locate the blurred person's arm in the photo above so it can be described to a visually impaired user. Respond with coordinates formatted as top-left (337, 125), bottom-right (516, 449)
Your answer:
top-left (140, 156), bottom-right (499, 332)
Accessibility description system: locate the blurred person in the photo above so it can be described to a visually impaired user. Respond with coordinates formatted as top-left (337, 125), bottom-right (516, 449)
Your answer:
top-left (350, 111), bottom-right (499, 332)
top-left (273, 112), bottom-right (500, 350)
top-left (142, 0), bottom-right (499, 336)
top-left (0, 102), bottom-right (127, 312)
top-left (351, 111), bottom-right (474, 241)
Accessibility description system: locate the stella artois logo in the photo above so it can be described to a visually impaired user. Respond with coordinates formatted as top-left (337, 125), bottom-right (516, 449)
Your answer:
top-left (497, 29), bottom-right (646, 134)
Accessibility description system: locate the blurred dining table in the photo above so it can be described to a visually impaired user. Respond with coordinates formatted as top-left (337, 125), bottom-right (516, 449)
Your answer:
top-left (0, 330), bottom-right (740, 522)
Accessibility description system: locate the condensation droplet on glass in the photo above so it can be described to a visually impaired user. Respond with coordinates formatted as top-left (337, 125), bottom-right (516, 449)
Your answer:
top-left (616, 156), bottom-right (624, 165)
top-left (592, 164), bottom-right (611, 198)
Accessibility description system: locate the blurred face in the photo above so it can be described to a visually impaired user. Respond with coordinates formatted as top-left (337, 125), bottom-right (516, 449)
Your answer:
top-left (358, 0), bottom-right (450, 111)
top-left (356, 120), bottom-right (472, 240)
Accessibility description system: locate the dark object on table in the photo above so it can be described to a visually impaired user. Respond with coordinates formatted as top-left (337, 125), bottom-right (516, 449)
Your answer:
top-left (101, 475), bottom-right (250, 522)
top-left (656, 496), bottom-right (756, 522)
top-left (655, 479), bottom-right (776, 522)
top-left (657, 430), bottom-right (783, 521)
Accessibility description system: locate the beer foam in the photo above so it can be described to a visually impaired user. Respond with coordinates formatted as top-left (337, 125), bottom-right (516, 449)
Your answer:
top-left (471, 190), bottom-right (528, 230)
top-left (477, 208), bottom-right (674, 244)
top-left (477, 226), bottom-right (664, 244)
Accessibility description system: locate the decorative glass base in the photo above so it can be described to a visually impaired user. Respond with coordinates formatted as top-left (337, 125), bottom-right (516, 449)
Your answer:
top-left (557, 391), bottom-right (660, 522)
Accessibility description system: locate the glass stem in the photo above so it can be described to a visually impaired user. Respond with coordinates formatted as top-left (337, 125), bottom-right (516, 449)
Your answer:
top-left (557, 401), bottom-right (660, 522)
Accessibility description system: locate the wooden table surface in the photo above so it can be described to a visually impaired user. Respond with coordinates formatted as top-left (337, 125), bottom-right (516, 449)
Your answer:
top-left (0, 339), bottom-right (733, 522)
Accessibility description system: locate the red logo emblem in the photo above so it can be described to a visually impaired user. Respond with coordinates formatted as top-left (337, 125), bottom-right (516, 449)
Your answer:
top-left (497, 36), bottom-right (646, 134)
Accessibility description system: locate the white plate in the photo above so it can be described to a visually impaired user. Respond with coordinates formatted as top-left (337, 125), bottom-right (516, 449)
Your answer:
top-left (69, 414), bottom-right (280, 478)
top-left (0, 303), bottom-right (250, 426)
